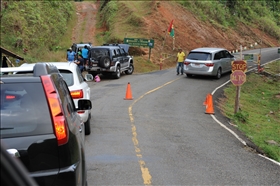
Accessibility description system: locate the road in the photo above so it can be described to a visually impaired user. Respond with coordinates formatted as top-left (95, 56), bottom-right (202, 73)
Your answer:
top-left (85, 47), bottom-right (280, 185)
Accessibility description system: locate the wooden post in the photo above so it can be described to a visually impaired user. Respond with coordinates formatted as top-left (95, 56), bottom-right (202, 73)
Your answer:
top-left (234, 45), bottom-right (243, 114)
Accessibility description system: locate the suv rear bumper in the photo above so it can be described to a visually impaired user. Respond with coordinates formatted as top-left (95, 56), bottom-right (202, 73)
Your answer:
top-left (86, 65), bottom-right (116, 72)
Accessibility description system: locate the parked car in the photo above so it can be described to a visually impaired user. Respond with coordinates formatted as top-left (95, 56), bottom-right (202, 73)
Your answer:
top-left (0, 63), bottom-right (92, 186)
top-left (183, 47), bottom-right (235, 79)
top-left (87, 43), bottom-right (134, 79)
top-left (20, 62), bottom-right (93, 135)
top-left (71, 42), bottom-right (92, 60)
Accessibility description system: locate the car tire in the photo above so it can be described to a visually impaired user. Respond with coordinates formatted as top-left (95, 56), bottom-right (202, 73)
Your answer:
top-left (216, 68), bottom-right (222, 79)
top-left (125, 64), bottom-right (134, 75)
top-left (186, 74), bottom-right (193, 78)
top-left (113, 66), bottom-right (121, 79)
top-left (99, 56), bottom-right (111, 69)
top-left (84, 113), bottom-right (91, 135)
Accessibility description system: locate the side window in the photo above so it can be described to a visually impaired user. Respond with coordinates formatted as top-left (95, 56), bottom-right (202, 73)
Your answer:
top-left (76, 66), bottom-right (84, 83)
top-left (117, 49), bottom-right (121, 56)
top-left (220, 51), bottom-right (226, 58)
top-left (120, 49), bottom-right (126, 55)
top-left (57, 79), bottom-right (76, 116)
top-left (214, 52), bottom-right (222, 60)
top-left (225, 50), bottom-right (233, 58)
top-left (114, 49), bottom-right (120, 56)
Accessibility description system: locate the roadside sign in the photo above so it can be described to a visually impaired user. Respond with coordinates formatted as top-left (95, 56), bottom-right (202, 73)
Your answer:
top-left (231, 60), bottom-right (247, 72)
top-left (123, 38), bottom-right (154, 48)
top-left (243, 54), bottom-right (254, 62)
top-left (230, 70), bottom-right (246, 86)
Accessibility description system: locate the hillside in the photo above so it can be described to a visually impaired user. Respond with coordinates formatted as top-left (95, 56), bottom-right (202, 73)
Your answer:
top-left (72, 1), bottom-right (279, 69)
top-left (0, 1), bottom-right (279, 69)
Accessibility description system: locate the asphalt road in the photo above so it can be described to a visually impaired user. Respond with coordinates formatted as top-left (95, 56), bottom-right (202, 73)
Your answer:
top-left (85, 47), bottom-right (280, 185)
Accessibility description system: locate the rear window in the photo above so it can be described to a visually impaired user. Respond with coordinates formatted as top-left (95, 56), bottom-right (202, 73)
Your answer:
top-left (90, 48), bottom-right (110, 59)
top-left (187, 52), bottom-right (212, 61)
top-left (0, 82), bottom-right (53, 138)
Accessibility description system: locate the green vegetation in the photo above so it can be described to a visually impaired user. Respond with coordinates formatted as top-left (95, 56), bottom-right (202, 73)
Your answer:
top-left (178, 0), bottom-right (280, 40)
top-left (0, 1), bottom-right (74, 63)
top-left (218, 60), bottom-right (280, 162)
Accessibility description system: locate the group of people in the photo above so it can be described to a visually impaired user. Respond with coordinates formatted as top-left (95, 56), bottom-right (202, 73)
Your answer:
top-left (67, 46), bottom-right (185, 75)
top-left (66, 46), bottom-right (89, 72)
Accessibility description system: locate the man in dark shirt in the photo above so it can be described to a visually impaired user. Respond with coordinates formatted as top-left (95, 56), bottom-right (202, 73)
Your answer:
top-left (75, 54), bottom-right (85, 72)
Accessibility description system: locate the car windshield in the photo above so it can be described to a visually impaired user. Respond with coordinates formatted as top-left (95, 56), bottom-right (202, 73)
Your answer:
top-left (187, 52), bottom-right (212, 60)
top-left (0, 82), bottom-right (53, 138)
top-left (58, 70), bottom-right (74, 86)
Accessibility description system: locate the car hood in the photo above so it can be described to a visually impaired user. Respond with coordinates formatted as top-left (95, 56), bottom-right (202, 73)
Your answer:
top-left (118, 44), bottom-right (130, 53)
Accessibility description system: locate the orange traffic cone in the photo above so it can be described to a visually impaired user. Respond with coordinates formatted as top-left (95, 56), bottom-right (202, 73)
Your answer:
top-left (205, 94), bottom-right (215, 114)
top-left (124, 82), bottom-right (133, 100)
top-left (203, 93), bottom-right (210, 105)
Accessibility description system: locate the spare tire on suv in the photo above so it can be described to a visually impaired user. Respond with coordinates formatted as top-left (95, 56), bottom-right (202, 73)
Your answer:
top-left (99, 56), bottom-right (111, 69)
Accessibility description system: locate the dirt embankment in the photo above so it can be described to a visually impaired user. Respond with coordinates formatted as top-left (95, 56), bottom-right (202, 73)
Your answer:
top-left (72, 1), bottom-right (279, 64)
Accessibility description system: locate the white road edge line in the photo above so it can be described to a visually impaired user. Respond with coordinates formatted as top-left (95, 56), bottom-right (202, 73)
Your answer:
top-left (211, 58), bottom-right (280, 166)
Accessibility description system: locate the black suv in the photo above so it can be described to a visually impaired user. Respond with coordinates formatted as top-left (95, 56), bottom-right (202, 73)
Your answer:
top-left (0, 63), bottom-right (92, 186)
top-left (87, 44), bottom-right (134, 79)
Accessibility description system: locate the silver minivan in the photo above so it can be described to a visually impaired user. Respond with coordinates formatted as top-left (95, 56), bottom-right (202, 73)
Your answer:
top-left (183, 47), bottom-right (235, 79)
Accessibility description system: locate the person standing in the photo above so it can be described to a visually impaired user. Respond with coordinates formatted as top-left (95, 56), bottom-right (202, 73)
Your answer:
top-left (75, 54), bottom-right (85, 73)
top-left (66, 47), bottom-right (76, 63)
top-left (175, 48), bottom-right (185, 75)
top-left (81, 45), bottom-right (89, 64)
top-left (82, 45), bottom-right (89, 67)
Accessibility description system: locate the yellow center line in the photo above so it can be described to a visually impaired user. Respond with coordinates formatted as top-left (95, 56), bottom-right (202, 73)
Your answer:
top-left (128, 77), bottom-right (181, 185)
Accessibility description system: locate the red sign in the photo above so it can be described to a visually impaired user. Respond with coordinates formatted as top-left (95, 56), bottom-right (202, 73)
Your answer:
top-left (230, 70), bottom-right (246, 86)
top-left (231, 60), bottom-right (247, 72)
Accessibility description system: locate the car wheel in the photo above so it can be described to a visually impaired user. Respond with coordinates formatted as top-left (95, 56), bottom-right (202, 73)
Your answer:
top-left (84, 113), bottom-right (91, 135)
top-left (186, 74), bottom-right (193, 78)
top-left (215, 68), bottom-right (222, 79)
top-left (113, 66), bottom-right (121, 79)
top-left (125, 64), bottom-right (134, 75)
top-left (99, 56), bottom-right (111, 69)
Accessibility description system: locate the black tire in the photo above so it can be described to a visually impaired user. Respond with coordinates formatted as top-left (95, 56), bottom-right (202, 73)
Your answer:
top-left (113, 66), bottom-right (121, 79)
top-left (125, 64), bottom-right (134, 75)
top-left (99, 56), bottom-right (111, 69)
top-left (84, 113), bottom-right (91, 135)
top-left (215, 68), bottom-right (222, 79)
top-left (186, 74), bottom-right (193, 78)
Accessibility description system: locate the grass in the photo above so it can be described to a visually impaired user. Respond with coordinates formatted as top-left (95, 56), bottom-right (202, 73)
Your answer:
top-left (218, 60), bottom-right (280, 162)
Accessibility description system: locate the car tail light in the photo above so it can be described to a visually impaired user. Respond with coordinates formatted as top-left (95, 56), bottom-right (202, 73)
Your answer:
top-left (205, 63), bottom-right (214, 67)
top-left (71, 89), bottom-right (83, 99)
top-left (41, 75), bottom-right (68, 146)
top-left (5, 95), bottom-right (16, 100)
top-left (184, 61), bottom-right (191, 65)
top-left (78, 110), bottom-right (85, 114)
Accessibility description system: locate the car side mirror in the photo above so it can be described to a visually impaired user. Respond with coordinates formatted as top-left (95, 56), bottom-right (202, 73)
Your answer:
top-left (84, 74), bottom-right (93, 81)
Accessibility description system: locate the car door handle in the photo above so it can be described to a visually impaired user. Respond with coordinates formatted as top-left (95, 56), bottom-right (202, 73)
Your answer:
top-left (7, 149), bottom-right (20, 158)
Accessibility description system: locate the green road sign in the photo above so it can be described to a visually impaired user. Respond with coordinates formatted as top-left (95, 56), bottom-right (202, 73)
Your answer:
top-left (244, 54), bottom-right (254, 61)
top-left (124, 38), bottom-right (154, 48)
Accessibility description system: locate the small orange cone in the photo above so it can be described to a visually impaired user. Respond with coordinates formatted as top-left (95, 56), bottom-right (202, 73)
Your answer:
top-left (205, 94), bottom-right (215, 114)
top-left (203, 93), bottom-right (210, 105)
top-left (124, 82), bottom-right (133, 100)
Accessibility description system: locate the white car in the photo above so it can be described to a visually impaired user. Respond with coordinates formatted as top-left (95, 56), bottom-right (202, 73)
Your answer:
top-left (20, 62), bottom-right (93, 135)
top-left (184, 47), bottom-right (235, 79)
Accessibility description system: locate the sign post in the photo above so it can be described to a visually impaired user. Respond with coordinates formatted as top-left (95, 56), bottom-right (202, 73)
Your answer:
top-left (231, 60), bottom-right (247, 114)
top-left (123, 38), bottom-right (154, 60)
